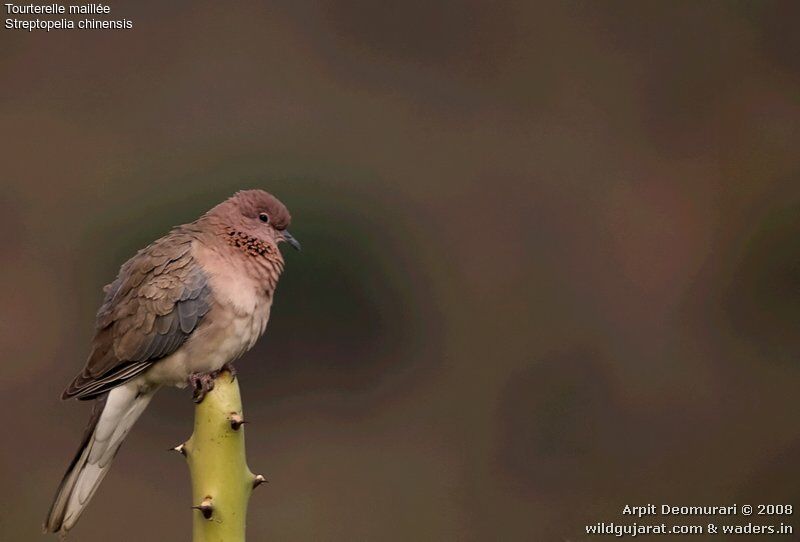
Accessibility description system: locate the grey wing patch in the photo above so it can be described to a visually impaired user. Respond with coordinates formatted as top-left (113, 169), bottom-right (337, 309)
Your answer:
top-left (63, 230), bottom-right (212, 400)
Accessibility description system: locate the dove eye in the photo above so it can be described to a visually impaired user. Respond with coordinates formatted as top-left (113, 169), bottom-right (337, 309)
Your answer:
top-left (258, 213), bottom-right (270, 224)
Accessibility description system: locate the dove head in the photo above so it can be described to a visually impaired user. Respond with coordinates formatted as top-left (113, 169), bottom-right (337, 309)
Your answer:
top-left (207, 189), bottom-right (300, 256)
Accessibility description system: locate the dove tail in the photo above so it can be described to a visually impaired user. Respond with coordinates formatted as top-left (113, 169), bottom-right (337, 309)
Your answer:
top-left (44, 383), bottom-right (155, 535)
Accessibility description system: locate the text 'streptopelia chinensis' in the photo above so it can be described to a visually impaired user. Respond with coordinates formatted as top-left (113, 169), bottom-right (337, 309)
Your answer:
top-left (44, 189), bottom-right (300, 535)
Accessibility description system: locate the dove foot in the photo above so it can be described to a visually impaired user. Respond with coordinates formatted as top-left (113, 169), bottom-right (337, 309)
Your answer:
top-left (189, 372), bottom-right (217, 403)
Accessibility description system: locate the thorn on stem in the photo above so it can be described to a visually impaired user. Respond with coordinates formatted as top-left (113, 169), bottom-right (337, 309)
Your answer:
top-left (229, 412), bottom-right (246, 430)
top-left (192, 496), bottom-right (214, 520)
top-left (253, 474), bottom-right (268, 489)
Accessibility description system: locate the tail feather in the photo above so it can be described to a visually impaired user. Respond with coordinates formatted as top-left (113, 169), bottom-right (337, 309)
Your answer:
top-left (44, 383), bottom-right (155, 535)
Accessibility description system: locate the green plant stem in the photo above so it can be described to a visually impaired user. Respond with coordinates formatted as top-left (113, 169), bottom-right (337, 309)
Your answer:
top-left (180, 371), bottom-right (263, 542)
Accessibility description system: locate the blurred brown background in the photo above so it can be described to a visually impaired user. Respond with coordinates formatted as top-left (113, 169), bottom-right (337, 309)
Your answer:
top-left (1, 1), bottom-right (799, 540)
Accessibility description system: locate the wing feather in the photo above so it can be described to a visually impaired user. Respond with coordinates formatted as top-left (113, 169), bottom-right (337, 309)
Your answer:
top-left (63, 229), bottom-right (211, 400)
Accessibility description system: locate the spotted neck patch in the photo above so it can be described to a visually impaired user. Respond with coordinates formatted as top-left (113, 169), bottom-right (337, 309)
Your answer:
top-left (225, 228), bottom-right (275, 258)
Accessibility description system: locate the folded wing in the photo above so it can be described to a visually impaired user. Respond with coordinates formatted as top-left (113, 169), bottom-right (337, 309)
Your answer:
top-left (63, 228), bottom-right (211, 400)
